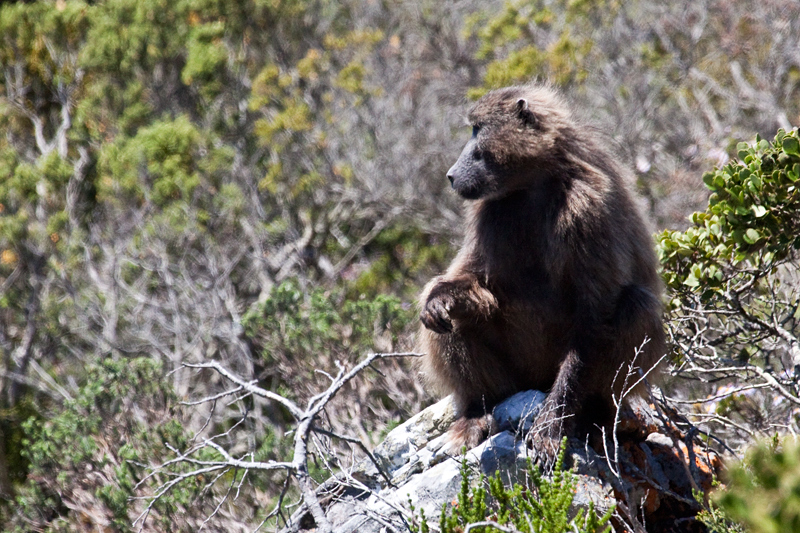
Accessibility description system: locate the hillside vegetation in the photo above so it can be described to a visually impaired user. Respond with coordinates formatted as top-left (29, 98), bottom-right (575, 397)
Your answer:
top-left (0, 0), bottom-right (799, 530)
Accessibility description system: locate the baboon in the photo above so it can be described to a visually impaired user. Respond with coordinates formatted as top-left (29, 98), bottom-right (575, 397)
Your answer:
top-left (417, 84), bottom-right (664, 461)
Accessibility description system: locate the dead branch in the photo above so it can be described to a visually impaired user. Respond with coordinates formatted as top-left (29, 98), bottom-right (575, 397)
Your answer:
top-left (135, 351), bottom-right (421, 532)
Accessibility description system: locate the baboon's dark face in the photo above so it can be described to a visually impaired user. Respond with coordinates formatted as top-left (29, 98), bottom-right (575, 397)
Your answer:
top-left (448, 87), bottom-right (562, 200)
top-left (447, 126), bottom-right (504, 200)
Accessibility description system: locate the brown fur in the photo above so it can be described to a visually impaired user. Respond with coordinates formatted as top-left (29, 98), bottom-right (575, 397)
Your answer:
top-left (417, 84), bottom-right (664, 459)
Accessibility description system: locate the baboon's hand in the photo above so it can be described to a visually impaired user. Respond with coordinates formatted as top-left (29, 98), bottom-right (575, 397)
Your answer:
top-left (420, 291), bottom-right (457, 334)
top-left (420, 279), bottom-right (496, 333)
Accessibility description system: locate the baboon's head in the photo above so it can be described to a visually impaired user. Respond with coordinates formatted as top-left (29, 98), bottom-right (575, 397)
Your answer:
top-left (447, 84), bottom-right (571, 200)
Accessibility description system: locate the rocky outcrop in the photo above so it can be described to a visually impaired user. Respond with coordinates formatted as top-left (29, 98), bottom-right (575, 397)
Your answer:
top-left (288, 391), bottom-right (722, 533)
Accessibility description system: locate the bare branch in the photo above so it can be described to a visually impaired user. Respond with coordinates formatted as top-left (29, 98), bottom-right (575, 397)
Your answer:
top-left (183, 361), bottom-right (303, 419)
top-left (139, 352), bottom-right (421, 532)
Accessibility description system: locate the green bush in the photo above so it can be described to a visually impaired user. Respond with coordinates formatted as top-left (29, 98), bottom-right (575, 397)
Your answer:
top-left (242, 278), bottom-right (416, 446)
top-left (656, 128), bottom-right (800, 440)
top-left (695, 482), bottom-right (746, 533)
top-left (410, 439), bottom-right (613, 533)
top-left (714, 438), bottom-right (800, 533)
top-left (243, 278), bottom-right (413, 375)
top-left (6, 358), bottom-right (197, 532)
top-left (656, 128), bottom-right (800, 532)
top-left (659, 128), bottom-right (800, 298)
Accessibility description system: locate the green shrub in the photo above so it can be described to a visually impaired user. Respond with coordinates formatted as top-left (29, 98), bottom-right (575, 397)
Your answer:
top-left (7, 358), bottom-right (198, 532)
top-left (695, 482), bottom-right (746, 533)
top-left (242, 278), bottom-right (413, 376)
top-left (657, 128), bottom-right (800, 440)
top-left (410, 439), bottom-right (613, 533)
top-left (714, 438), bottom-right (800, 533)
top-left (659, 128), bottom-right (800, 299)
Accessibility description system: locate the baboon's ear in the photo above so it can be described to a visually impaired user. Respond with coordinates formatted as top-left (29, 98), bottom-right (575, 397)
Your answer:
top-left (515, 98), bottom-right (537, 127)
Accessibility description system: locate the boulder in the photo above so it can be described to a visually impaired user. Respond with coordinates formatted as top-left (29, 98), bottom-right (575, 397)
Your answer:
top-left (286, 392), bottom-right (722, 533)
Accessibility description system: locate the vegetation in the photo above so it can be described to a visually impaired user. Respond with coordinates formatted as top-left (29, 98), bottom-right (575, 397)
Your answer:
top-left (658, 128), bottom-right (800, 448)
top-left (715, 437), bottom-right (800, 533)
top-left (0, 0), bottom-right (799, 530)
top-left (409, 440), bottom-right (613, 533)
top-left (695, 486), bottom-right (746, 533)
top-left (657, 128), bottom-right (800, 532)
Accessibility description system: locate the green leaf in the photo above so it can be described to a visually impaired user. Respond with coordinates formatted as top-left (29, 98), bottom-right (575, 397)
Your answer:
top-left (751, 205), bottom-right (767, 218)
top-left (789, 163), bottom-right (800, 182)
top-left (684, 273), bottom-right (700, 287)
top-left (783, 136), bottom-right (800, 156)
top-left (743, 228), bottom-right (760, 244)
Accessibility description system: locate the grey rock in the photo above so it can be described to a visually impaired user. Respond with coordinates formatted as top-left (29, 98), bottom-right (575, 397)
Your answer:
top-left (392, 455), bottom-right (464, 519)
top-left (372, 395), bottom-right (456, 478)
top-left (492, 390), bottom-right (546, 433)
top-left (645, 431), bottom-right (674, 448)
top-left (473, 431), bottom-right (527, 484)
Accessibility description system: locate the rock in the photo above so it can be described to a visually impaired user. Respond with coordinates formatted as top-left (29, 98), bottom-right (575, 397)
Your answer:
top-left (284, 393), bottom-right (722, 533)
top-left (371, 395), bottom-right (456, 479)
top-left (492, 389), bottom-right (546, 433)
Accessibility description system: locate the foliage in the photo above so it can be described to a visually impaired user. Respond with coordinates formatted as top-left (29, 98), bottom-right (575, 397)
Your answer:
top-left (242, 278), bottom-right (415, 439)
top-left (659, 128), bottom-right (800, 295)
top-left (3, 357), bottom-right (202, 532)
top-left (658, 129), bottom-right (800, 446)
top-left (465, 0), bottom-right (614, 95)
top-left (410, 439), bottom-right (613, 533)
top-left (695, 483), bottom-right (746, 533)
top-left (712, 438), bottom-right (800, 533)
top-left (345, 224), bottom-right (452, 300)
top-left (0, 0), bottom-right (799, 529)
top-left (243, 279), bottom-right (413, 369)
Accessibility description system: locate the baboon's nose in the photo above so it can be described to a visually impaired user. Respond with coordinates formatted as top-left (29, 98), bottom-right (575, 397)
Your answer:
top-left (447, 173), bottom-right (454, 185)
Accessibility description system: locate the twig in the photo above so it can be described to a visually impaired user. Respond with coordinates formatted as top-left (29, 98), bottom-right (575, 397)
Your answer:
top-left (183, 361), bottom-right (303, 418)
top-left (311, 425), bottom-right (395, 488)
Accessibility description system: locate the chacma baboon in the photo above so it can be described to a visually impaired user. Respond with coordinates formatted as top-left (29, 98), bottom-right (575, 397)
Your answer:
top-left (417, 84), bottom-right (664, 461)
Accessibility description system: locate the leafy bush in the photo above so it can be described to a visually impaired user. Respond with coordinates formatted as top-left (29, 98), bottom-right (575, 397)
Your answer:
top-left (659, 128), bottom-right (800, 295)
top-left (242, 278), bottom-right (417, 445)
top-left (695, 482), bottom-right (746, 533)
top-left (410, 439), bottom-right (613, 533)
top-left (243, 278), bottom-right (413, 374)
top-left (5, 357), bottom-right (199, 532)
top-left (713, 438), bottom-right (800, 533)
top-left (657, 128), bottom-right (800, 444)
